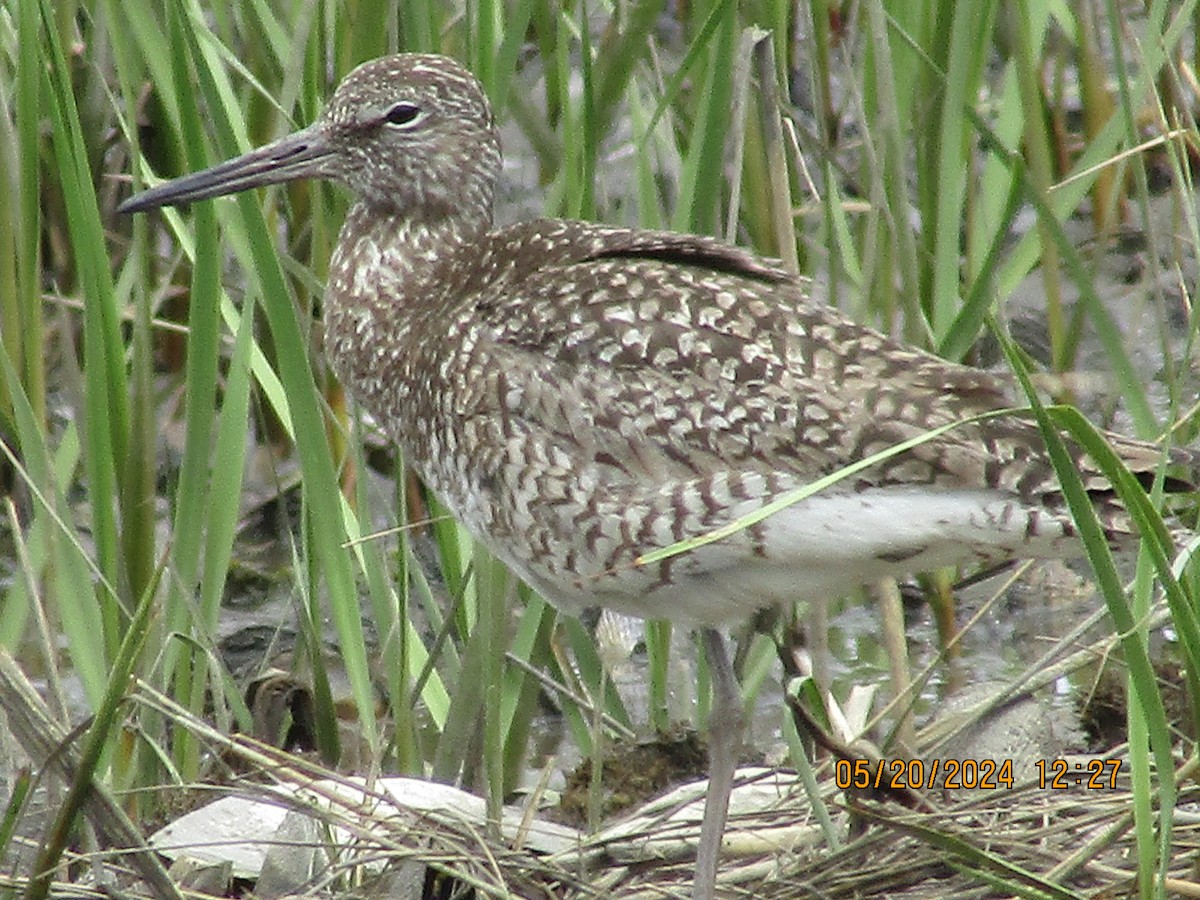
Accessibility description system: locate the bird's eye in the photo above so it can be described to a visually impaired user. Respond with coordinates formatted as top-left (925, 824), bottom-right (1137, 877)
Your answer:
top-left (383, 102), bottom-right (421, 127)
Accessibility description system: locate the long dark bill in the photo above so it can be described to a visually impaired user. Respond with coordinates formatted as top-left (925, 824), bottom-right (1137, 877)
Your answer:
top-left (118, 125), bottom-right (332, 214)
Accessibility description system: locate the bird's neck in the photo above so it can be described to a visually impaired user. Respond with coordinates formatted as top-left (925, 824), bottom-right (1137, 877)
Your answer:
top-left (324, 201), bottom-right (490, 434)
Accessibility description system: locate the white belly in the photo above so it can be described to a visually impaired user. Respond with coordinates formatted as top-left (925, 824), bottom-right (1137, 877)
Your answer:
top-left (481, 486), bottom-right (1080, 627)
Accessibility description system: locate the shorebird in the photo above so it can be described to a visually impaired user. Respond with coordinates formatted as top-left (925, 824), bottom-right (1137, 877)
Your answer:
top-left (120, 54), bottom-right (1193, 898)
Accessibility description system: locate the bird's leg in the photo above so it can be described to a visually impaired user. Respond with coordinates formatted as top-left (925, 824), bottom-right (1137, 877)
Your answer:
top-left (694, 627), bottom-right (743, 900)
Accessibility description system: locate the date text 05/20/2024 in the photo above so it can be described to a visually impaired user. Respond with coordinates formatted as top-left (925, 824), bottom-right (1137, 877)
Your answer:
top-left (834, 757), bottom-right (1124, 791)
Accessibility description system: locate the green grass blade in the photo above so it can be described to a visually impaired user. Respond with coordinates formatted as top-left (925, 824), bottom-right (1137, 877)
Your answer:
top-left (38, 0), bottom-right (128, 647)
top-left (993, 321), bottom-right (1177, 897)
top-left (26, 557), bottom-right (167, 900)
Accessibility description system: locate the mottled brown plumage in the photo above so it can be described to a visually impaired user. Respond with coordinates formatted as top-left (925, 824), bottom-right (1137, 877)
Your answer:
top-left (119, 53), bottom-right (1193, 899)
